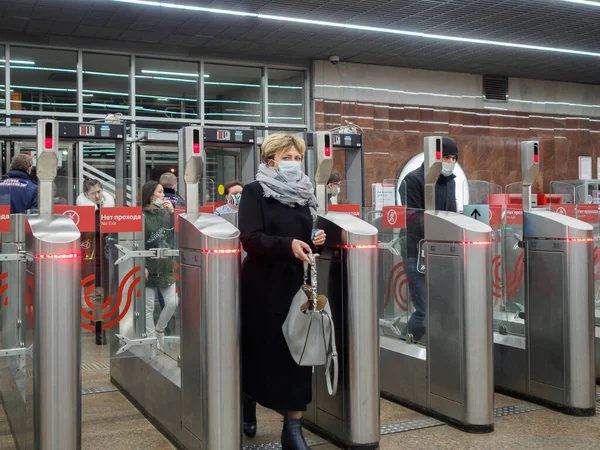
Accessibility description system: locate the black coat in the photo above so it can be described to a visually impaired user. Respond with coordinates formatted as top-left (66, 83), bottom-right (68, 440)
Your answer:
top-left (238, 181), bottom-right (314, 411)
top-left (399, 163), bottom-right (457, 258)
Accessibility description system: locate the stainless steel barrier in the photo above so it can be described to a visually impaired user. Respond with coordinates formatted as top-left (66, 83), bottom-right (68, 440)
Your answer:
top-left (379, 136), bottom-right (494, 432)
top-left (494, 141), bottom-right (596, 416)
top-left (110, 126), bottom-right (242, 449)
top-left (30, 119), bottom-right (82, 449)
top-left (303, 132), bottom-right (380, 449)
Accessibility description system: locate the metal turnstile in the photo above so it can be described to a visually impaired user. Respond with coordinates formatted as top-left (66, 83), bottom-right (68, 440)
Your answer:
top-left (494, 142), bottom-right (596, 415)
top-left (110, 126), bottom-right (242, 449)
top-left (306, 131), bottom-right (364, 206)
top-left (132, 128), bottom-right (256, 205)
top-left (380, 136), bottom-right (494, 432)
top-left (303, 132), bottom-right (380, 449)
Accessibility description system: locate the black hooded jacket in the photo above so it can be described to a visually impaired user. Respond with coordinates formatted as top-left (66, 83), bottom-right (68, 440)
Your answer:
top-left (399, 163), bottom-right (457, 258)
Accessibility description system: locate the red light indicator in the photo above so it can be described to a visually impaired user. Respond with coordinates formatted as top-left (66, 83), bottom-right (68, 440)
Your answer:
top-left (462, 241), bottom-right (492, 245)
top-left (34, 253), bottom-right (80, 260)
top-left (192, 129), bottom-right (201, 154)
top-left (335, 244), bottom-right (378, 249)
top-left (325, 146), bottom-right (331, 157)
top-left (567, 237), bottom-right (593, 242)
top-left (435, 138), bottom-right (441, 160)
top-left (193, 143), bottom-right (200, 154)
top-left (199, 248), bottom-right (241, 254)
top-left (533, 154), bottom-right (539, 163)
top-left (44, 137), bottom-right (53, 149)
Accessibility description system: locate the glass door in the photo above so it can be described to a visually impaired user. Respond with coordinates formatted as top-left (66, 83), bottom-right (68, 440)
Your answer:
top-left (205, 146), bottom-right (240, 203)
top-left (138, 145), bottom-right (179, 188)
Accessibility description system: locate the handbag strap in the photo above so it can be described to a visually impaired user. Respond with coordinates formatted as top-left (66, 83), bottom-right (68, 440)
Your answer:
top-left (304, 254), bottom-right (318, 309)
top-left (321, 310), bottom-right (339, 396)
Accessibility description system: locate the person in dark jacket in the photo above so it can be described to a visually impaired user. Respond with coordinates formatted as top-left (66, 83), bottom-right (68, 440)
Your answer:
top-left (238, 133), bottom-right (326, 449)
top-left (159, 172), bottom-right (185, 208)
top-left (0, 154), bottom-right (38, 214)
top-left (399, 136), bottom-right (458, 342)
top-left (141, 181), bottom-right (178, 351)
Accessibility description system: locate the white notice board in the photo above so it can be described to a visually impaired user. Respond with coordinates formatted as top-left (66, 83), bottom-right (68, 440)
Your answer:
top-left (579, 156), bottom-right (592, 180)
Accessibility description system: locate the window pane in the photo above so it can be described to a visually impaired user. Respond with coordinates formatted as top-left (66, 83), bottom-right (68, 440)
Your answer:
top-left (135, 58), bottom-right (198, 120)
top-left (204, 64), bottom-right (262, 122)
top-left (268, 69), bottom-right (305, 124)
top-left (10, 47), bottom-right (77, 114)
top-left (0, 45), bottom-right (5, 111)
top-left (83, 53), bottom-right (130, 115)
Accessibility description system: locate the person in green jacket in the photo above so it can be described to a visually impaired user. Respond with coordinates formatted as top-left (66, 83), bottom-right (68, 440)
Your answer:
top-left (141, 180), bottom-right (178, 351)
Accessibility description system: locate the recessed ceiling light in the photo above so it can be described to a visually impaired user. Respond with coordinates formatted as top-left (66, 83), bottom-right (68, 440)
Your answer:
top-left (559, 0), bottom-right (600, 6)
top-left (110, 0), bottom-right (600, 58)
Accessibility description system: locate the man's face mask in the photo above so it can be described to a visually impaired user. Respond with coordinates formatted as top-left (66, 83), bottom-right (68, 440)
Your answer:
top-left (441, 162), bottom-right (456, 177)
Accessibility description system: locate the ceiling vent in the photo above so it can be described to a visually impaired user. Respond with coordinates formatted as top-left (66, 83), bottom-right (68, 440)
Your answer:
top-left (483, 75), bottom-right (508, 102)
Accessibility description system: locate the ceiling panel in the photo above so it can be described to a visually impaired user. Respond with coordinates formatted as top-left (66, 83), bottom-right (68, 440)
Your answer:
top-left (0, 0), bottom-right (598, 84)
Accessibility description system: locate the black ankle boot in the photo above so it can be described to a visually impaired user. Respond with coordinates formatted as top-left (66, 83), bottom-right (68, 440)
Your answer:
top-left (243, 395), bottom-right (257, 438)
top-left (281, 418), bottom-right (310, 450)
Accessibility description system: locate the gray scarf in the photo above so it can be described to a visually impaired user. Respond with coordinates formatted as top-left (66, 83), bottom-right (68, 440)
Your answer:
top-left (256, 163), bottom-right (318, 220)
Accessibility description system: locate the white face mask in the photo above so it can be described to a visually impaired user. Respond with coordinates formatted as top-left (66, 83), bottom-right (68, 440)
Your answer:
top-left (278, 161), bottom-right (303, 182)
top-left (153, 198), bottom-right (164, 207)
top-left (441, 162), bottom-right (456, 177)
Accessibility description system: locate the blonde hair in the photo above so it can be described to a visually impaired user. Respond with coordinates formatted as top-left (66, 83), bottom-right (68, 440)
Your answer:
top-left (159, 172), bottom-right (177, 188)
top-left (261, 133), bottom-right (306, 163)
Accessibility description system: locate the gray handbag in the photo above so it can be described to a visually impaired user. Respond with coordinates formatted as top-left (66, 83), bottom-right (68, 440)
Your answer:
top-left (282, 254), bottom-right (339, 396)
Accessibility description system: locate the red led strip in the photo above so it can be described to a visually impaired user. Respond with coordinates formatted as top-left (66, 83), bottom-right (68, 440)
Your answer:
top-left (526, 237), bottom-right (593, 242)
top-left (34, 253), bottom-right (80, 260)
top-left (567, 237), bottom-right (593, 242)
top-left (198, 248), bottom-right (241, 254)
top-left (324, 244), bottom-right (377, 249)
top-left (462, 241), bottom-right (492, 245)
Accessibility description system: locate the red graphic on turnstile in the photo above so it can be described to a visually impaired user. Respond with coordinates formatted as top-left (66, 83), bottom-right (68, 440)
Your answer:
top-left (384, 262), bottom-right (409, 311)
top-left (80, 267), bottom-right (141, 331)
top-left (0, 272), bottom-right (8, 306)
top-left (491, 254), bottom-right (525, 299)
top-left (0, 206), bottom-right (10, 232)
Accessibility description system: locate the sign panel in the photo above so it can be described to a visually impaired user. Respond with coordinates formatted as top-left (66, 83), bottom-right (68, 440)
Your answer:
top-left (217, 130), bottom-right (231, 141)
top-left (0, 206), bottom-right (10, 232)
top-left (578, 156), bottom-right (593, 180)
top-left (100, 207), bottom-right (143, 233)
top-left (550, 204), bottom-right (576, 218)
top-left (463, 204), bottom-right (490, 225)
top-left (505, 205), bottom-right (523, 225)
top-left (489, 206), bottom-right (503, 227)
top-left (577, 204), bottom-right (599, 223)
top-left (382, 206), bottom-right (406, 229)
top-left (54, 205), bottom-right (96, 232)
top-left (328, 204), bottom-right (361, 218)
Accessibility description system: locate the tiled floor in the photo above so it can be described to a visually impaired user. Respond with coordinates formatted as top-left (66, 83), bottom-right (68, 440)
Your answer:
top-left (2, 332), bottom-right (599, 449)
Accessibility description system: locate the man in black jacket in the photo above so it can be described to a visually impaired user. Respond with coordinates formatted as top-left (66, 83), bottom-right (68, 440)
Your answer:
top-left (0, 154), bottom-right (38, 214)
top-left (398, 137), bottom-right (458, 342)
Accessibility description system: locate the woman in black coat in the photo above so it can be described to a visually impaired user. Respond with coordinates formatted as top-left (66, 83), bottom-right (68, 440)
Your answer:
top-left (239, 133), bottom-right (326, 450)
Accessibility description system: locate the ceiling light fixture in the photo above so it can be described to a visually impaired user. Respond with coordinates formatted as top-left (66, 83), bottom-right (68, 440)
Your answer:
top-left (141, 69), bottom-right (209, 78)
top-left (559, 0), bottom-right (600, 6)
top-left (110, 0), bottom-right (600, 58)
top-left (0, 59), bottom-right (35, 65)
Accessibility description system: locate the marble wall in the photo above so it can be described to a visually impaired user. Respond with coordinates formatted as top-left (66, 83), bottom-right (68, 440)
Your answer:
top-left (315, 99), bottom-right (600, 206)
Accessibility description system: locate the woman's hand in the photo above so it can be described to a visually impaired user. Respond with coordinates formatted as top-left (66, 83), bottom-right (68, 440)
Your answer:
top-left (162, 199), bottom-right (174, 211)
top-left (291, 239), bottom-right (312, 264)
top-left (312, 229), bottom-right (326, 247)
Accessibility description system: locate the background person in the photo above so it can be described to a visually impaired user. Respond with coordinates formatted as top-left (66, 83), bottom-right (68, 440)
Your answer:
top-left (327, 171), bottom-right (341, 204)
top-left (0, 154), bottom-right (38, 214)
top-left (141, 181), bottom-right (178, 351)
top-left (399, 136), bottom-right (458, 342)
top-left (159, 172), bottom-right (185, 208)
top-left (214, 180), bottom-right (243, 216)
top-left (77, 179), bottom-right (115, 345)
top-left (238, 133), bottom-right (326, 448)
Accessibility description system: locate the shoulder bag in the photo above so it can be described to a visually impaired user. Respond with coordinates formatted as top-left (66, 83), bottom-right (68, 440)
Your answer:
top-left (282, 254), bottom-right (339, 396)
